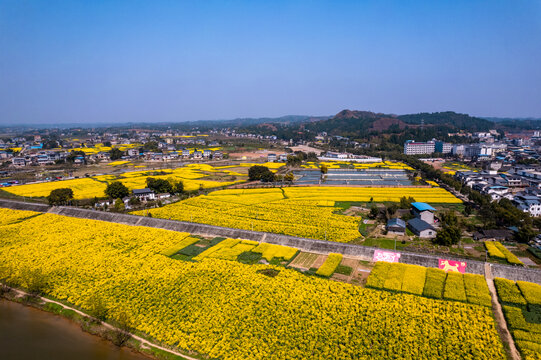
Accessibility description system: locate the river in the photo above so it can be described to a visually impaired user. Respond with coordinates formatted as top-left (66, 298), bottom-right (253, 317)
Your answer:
top-left (0, 300), bottom-right (150, 360)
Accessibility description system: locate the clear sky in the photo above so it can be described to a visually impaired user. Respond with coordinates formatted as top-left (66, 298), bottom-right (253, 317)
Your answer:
top-left (1, 0), bottom-right (540, 124)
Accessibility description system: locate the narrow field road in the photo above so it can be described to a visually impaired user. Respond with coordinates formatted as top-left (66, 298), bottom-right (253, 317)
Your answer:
top-left (5, 286), bottom-right (198, 360)
top-left (484, 263), bottom-right (521, 360)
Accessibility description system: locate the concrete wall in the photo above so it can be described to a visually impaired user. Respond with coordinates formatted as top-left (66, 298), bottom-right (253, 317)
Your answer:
top-left (0, 199), bottom-right (539, 283)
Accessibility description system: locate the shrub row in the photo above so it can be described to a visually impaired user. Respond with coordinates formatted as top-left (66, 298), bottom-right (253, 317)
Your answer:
top-left (484, 241), bottom-right (505, 259)
top-left (485, 241), bottom-right (524, 265)
top-left (365, 262), bottom-right (391, 288)
top-left (316, 253), bottom-right (343, 277)
top-left (494, 278), bottom-right (527, 306)
top-left (443, 272), bottom-right (467, 302)
top-left (463, 274), bottom-right (492, 307)
top-left (498, 277), bottom-right (541, 359)
top-left (400, 265), bottom-right (427, 296)
top-left (493, 242), bottom-right (524, 266)
top-left (422, 268), bottom-right (447, 299)
top-left (516, 281), bottom-right (541, 306)
top-left (367, 263), bottom-right (492, 307)
top-left (503, 305), bottom-right (541, 334)
top-left (160, 237), bottom-right (200, 257)
top-left (251, 243), bottom-right (298, 262)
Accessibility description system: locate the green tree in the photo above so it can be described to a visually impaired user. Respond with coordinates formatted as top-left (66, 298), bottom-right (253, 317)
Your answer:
top-left (320, 164), bottom-right (328, 174)
top-left (146, 177), bottom-right (173, 193)
top-left (261, 171), bottom-right (275, 182)
top-left (171, 180), bottom-right (184, 194)
top-left (399, 196), bottom-right (416, 209)
top-left (87, 293), bottom-right (108, 321)
top-left (109, 148), bottom-right (123, 160)
top-left (515, 225), bottom-right (536, 244)
top-left (142, 141), bottom-right (159, 152)
top-left (128, 196), bottom-right (141, 206)
top-left (248, 166), bottom-right (274, 181)
top-left (386, 203), bottom-right (398, 216)
top-left (284, 172), bottom-right (294, 182)
top-left (113, 198), bottom-right (125, 212)
top-left (433, 225), bottom-right (461, 246)
top-left (105, 181), bottom-right (130, 199)
top-left (369, 204), bottom-right (379, 219)
top-left (110, 311), bottom-right (131, 346)
top-left (286, 155), bottom-right (302, 167)
top-left (47, 188), bottom-right (74, 206)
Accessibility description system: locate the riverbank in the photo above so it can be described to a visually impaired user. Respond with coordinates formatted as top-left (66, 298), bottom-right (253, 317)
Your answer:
top-left (0, 299), bottom-right (149, 360)
top-left (0, 285), bottom-right (198, 360)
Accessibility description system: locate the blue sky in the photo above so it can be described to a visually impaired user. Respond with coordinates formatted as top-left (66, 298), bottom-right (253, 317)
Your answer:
top-left (1, 0), bottom-right (540, 124)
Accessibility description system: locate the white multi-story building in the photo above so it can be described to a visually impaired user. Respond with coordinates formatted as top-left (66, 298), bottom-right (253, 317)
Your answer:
top-left (435, 141), bottom-right (452, 154)
top-left (514, 195), bottom-right (541, 217)
top-left (404, 140), bottom-right (435, 155)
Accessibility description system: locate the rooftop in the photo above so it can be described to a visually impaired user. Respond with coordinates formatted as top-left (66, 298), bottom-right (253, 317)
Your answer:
top-left (407, 218), bottom-right (435, 232)
top-left (387, 218), bottom-right (406, 228)
top-left (133, 188), bottom-right (154, 195)
top-left (411, 202), bottom-right (436, 212)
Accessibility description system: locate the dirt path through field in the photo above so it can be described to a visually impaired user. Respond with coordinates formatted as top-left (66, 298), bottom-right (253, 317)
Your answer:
top-left (484, 264), bottom-right (521, 360)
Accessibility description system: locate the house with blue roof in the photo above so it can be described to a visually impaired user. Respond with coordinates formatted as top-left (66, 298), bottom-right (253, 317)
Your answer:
top-left (411, 202), bottom-right (435, 224)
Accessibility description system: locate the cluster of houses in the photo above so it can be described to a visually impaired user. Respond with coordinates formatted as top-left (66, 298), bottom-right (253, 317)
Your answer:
top-left (95, 187), bottom-right (171, 210)
top-left (455, 167), bottom-right (541, 217)
top-left (404, 130), bottom-right (541, 163)
top-left (7, 147), bottom-right (224, 168)
top-left (265, 151), bottom-right (382, 163)
top-left (387, 202), bottom-right (438, 238)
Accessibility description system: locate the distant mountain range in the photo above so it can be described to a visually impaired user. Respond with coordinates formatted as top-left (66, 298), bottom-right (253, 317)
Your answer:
top-left (4, 111), bottom-right (541, 132)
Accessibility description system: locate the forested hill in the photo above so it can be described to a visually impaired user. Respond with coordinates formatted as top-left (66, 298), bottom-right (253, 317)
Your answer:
top-left (238, 110), bottom-right (497, 143)
top-left (397, 112), bottom-right (493, 131)
top-left (305, 110), bottom-right (493, 136)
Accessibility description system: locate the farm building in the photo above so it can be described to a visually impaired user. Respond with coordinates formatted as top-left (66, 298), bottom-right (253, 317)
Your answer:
top-left (387, 218), bottom-right (406, 235)
top-left (407, 218), bottom-right (436, 238)
top-left (411, 202), bottom-right (436, 224)
top-left (132, 188), bottom-right (156, 201)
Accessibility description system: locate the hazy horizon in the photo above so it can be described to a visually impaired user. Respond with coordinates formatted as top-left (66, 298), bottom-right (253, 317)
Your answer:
top-left (1, 1), bottom-right (540, 125)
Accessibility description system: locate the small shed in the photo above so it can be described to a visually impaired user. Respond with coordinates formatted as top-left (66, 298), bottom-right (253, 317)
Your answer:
top-left (387, 218), bottom-right (406, 235)
top-left (407, 218), bottom-right (436, 238)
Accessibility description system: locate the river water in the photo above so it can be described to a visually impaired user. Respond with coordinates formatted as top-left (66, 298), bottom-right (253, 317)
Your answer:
top-left (0, 300), bottom-right (149, 360)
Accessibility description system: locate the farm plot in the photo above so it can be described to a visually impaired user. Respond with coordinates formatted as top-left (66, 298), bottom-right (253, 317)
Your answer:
top-left (494, 278), bottom-right (541, 359)
top-left (3, 163), bottom-right (247, 200)
top-left (366, 262), bottom-right (492, 307)
top-left (135, 186), bottom-right (460, 242)
top-left (0, 209), bottom-right (506, 360)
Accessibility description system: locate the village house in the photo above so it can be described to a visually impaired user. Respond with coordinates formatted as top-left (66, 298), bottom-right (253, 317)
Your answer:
top-left (132, 188), bottom-right (156, 201)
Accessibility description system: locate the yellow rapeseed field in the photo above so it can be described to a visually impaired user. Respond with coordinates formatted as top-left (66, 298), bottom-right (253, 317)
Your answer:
top-left (3, 178), bottom-right (108, 199)
top-left (0, 209), bottom-right (505, 360)
top-left (3, 163), bottom-right (247, 199)
top-left (135, 186), bottom-right (459, 242)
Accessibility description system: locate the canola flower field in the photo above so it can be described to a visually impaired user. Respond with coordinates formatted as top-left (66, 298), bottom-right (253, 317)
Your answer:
top-left (134, 186), bottom-right (460, 242)
top-left (2, 177), bottom-right (108, 200)
top-left (494, 278), bottom-right (541, 359)
top-left (2, 163), bottom-right (249, 199)
top-left (0, 208), bottom-right (506, 360)
top-left (366, 262), bottom-right (492, 307)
